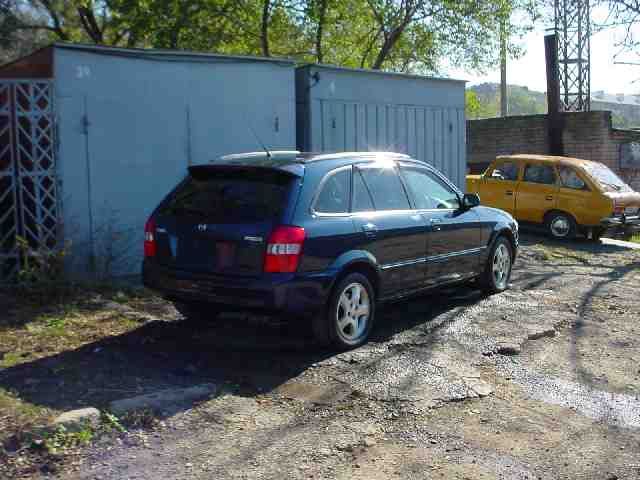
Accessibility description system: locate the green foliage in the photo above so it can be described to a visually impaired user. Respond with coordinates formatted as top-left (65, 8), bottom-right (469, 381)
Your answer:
top-left (466, 83), bottom-right (548, 119)
top-left (15, 236), bottom-right (69, 286)
top-left (1, 0), bottom-right (538, 76)
top-left (43, 425), bottom-right (94, 454)
top-left (101, 412), bottom-right (126, 433)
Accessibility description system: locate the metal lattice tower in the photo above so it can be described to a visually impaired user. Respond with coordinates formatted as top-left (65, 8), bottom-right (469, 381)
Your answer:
top-left (554, 0), bottom-right (591, 111)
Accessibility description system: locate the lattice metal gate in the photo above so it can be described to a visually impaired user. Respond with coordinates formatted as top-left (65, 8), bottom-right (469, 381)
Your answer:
top-left (0, 80), bottom-right (58, 281)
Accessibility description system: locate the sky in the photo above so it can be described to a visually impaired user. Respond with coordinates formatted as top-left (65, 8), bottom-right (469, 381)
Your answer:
top-left (446, 5), bottom-right (640, 95)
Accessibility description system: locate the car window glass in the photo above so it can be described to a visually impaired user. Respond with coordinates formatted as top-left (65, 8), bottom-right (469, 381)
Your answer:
top-left (314, 168), bottom-right (350, 213)
top-left (353, 168), bottom-right (375, 212)
top-left (558, 166), bottom-right (587, 190)
top-left (159, 171), bottom-right (291, 223)
top-left (358, 166), bottom-right (410, 211)
top-left (490, 161), bottom-right (519, 181)
top-left (523, 164), bottom-right (557, 185)
top-left (402, 168), bottom-right (461, 210)
top-left (582, 162), bottom-right (632, 192)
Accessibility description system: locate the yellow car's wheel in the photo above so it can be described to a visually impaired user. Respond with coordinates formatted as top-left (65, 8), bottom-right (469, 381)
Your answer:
top-left (545, 211), bottom-right (576, 240)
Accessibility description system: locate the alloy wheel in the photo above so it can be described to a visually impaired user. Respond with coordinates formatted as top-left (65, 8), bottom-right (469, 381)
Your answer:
top-left (336, 282), bottom-right (370, 342)
top-left (492, 243), bottom-right (511, 290)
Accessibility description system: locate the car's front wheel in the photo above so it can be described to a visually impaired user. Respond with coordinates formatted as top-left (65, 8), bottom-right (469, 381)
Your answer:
top-left (313, 272), bottom-right (375, 350)
top-left (480, 236), bottom-right (513, 294)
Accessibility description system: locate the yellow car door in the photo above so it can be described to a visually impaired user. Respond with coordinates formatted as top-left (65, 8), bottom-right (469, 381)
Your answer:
top-left (516, 162), bottom-right (559, 223)
top-left (556, 165), bottom-right (595, 226)
top-left (478, 159), bottom-right (520, 215)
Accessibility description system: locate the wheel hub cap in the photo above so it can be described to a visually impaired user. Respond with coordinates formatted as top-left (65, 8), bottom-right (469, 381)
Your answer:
top-left (551, 217), bottom-right (570, 237)
top-left (336, 283), bottom-right (370, 341)
top-left (492, 244), bottom-right (511, 289)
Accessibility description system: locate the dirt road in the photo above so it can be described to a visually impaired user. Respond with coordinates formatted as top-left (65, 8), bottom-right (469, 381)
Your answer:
top-left (3, 234), bottom-right (640, 479)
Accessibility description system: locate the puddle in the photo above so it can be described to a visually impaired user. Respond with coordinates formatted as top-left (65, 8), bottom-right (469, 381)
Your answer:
top-left (498, 358), bottom-right (640, 429)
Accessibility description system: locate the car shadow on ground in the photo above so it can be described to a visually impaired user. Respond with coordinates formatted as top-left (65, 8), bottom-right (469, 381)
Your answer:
top-left (0, 283), bottom-right (484, 418)
top-left (518, 230), bottom-right (634, 253)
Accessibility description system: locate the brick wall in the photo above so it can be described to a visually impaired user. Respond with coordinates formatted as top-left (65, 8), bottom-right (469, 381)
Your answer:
top-left (467, 110), bottom-right (640, 190)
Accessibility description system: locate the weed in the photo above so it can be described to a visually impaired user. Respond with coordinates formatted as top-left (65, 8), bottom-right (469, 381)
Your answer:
top-left (121, 409), bottom-right (158, 430)
top-left (101, 412), bottom-right (126, 434)
top-left (43, 425), bottom-right (94, 454)
top-left (0, 352), bottom-right (21, 368)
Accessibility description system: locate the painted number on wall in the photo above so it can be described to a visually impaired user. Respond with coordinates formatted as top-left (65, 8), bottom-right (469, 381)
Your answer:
top-left (76, 66), bottom-right (92, 79)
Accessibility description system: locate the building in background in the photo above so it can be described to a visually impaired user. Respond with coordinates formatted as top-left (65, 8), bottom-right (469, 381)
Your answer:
top-left (590, 91), bottom-right (640, 128)
top-left (0, 44), bottom-right (467, 280)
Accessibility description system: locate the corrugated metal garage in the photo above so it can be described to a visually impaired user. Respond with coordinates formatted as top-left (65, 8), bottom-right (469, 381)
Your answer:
top-left (0, 43), bottom-right (296, 277)
top-left (296, 65), bottom-right (466, 189)
top-left (0, 46), bottom-right (467, 280)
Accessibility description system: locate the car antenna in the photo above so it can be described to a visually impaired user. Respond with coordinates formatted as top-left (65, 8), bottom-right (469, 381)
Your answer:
top-left (248, 123), bottom-right (272, 158)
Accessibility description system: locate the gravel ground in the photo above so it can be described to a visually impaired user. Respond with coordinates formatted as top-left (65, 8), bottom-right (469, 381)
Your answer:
top-left (4, 233), bottom-right (640, 480)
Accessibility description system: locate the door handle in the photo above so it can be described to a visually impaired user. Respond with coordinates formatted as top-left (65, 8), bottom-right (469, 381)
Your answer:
top-left (362, 223), bottom-right (378, 237)
top-left (429, 218), bottom-right (442, 231)
top-left (505, 190), bottom-right (514, 196)
top-left (545, 195), bottom-right (553, 201)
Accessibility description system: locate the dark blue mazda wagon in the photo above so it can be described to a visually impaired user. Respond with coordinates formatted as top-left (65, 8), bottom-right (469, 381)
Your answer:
top-left (142, 151), bottom-right (518, 349)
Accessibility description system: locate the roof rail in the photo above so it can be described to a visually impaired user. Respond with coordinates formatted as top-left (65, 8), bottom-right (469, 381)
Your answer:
top-left (216, 151), bottom-right (301, 163)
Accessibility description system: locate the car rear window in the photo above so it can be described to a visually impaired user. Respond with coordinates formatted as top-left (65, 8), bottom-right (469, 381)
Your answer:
top-left (582, 163), bottom-right (632, 192)
top-left (159, 170), bottom-right (292, 223)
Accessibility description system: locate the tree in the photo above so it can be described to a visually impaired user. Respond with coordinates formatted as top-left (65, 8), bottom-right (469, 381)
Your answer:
top-left (0, 0), bottom-right (539, 76)
top-left (596, 1), bottom-right (640, 57)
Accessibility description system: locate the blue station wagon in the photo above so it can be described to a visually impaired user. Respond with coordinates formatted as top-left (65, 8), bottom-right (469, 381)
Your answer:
top-left (143, 152), bottom-right (518, 349)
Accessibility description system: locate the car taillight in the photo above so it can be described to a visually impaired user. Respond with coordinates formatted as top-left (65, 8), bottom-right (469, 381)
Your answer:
top-left (613, 201), bottom-right (625, 216)
top-left (144, 217), bottom-right (157, 257)
top-left (264, 225), bottom-right (305, 273)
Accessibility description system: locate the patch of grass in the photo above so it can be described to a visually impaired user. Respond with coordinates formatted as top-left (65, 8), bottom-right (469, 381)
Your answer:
top-left (0, 352), bottom-right (22, 368)
top-left (42, 424), bottom-right (94, 454)
top-left (0, 388), bottom-right (53, 429)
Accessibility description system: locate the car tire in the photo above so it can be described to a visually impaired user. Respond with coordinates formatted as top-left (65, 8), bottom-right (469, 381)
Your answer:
top-left (479, 236), bottom-right (513, 294)
top-left (313, 273), bottom-right (375, 350)
top-left (545, 211), bottom-right (576, 240)
top-left (173, 301), bottom-right (221, 324)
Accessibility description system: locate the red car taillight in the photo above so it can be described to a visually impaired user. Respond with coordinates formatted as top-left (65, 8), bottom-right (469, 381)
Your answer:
top-left (144, 217), bottom-right (157, 258)
top-left (264, 225), bottom-right (305, 273)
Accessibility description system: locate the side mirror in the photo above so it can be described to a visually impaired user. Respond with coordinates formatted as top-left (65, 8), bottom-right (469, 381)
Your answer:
top-left (463, 193), bottom-right (480, 209)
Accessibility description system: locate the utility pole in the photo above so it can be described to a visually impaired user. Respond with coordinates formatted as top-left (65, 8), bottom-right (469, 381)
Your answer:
top-left (500, 18), bottom-right (508, 117)
top-left (554, 0), bottom-right (591, 111)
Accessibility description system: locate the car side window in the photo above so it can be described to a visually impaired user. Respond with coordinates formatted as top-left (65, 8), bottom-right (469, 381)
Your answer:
top-left (559, 166), bottom-right (588, 190)
top-left (523, 164), bottom-right (557, 185)
top-left (490, 161), bottom-right (519, 181)
top-left (358, 166), bottom-right (411, 211)
top-left (352, 168), bottom-right (375, 212)
top-left (402, 168), bottom-right (461, 210)
top-left (314, 168), bottom-right (351, 214)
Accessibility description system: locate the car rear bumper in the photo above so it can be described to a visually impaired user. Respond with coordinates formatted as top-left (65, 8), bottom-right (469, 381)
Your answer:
top-left (142, 260), bottom-right (335, 316)
top-left (601, 215), bottom-right (640, 232)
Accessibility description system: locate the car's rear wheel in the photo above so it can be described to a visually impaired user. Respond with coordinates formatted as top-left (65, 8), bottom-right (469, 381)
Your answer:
top-left (173, 301), bottom-right (221, 324)
top-left (313, 273), bottom-right (375, 350)
top-left (480, 236), bottom-right (513, 294)
top-left (545, 211), bottom-right (576, 240)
